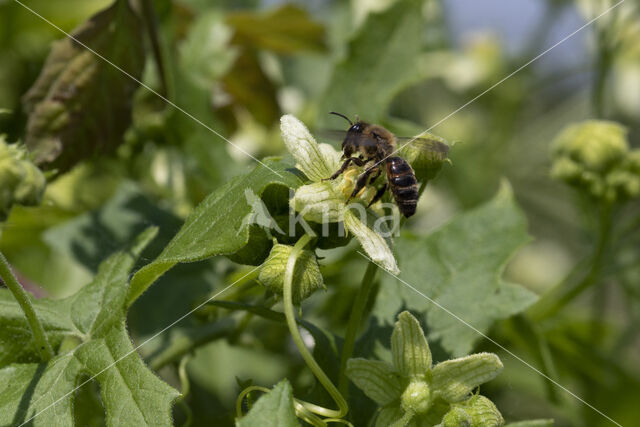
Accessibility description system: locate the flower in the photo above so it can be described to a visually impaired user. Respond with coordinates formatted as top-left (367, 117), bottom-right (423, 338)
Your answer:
top-left (347, 311), bottom-right (504, 427)
top-left (550, 120), bottom-right (640, 202)
top-left (280, 114), bottom-right (399, 274)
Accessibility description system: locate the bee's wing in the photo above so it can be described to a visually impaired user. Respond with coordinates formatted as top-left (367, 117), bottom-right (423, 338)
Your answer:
top-left (315, 129), bottom-right (377, 150)
top-left (396, 136), bottom-right (450, 155)
top-left (314, 129), bottom-right (347, 142)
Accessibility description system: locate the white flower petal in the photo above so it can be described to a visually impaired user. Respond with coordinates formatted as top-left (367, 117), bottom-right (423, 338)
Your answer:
top-left (344, 210), bottom-right (400, 274)
top-left (291, 182), bottom-right (344, 223)
top-left (318, 143), bottom-right (341, 172)
top-left (280, 115), bottom-right (333, 181)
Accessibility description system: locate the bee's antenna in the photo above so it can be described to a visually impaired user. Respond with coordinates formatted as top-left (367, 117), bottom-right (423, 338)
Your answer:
top-left (329, 111), bottom-right (353, 126)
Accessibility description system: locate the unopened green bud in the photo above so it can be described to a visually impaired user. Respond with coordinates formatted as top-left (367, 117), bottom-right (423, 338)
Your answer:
top-left (0, 137), bottom-right (46, 220)
top-left (550, 120), bottom-right (640, 202)
top-left (399, 134), bottom-right (450, 183)
top-left (551, 120), bottom-right (628, 172)
top-left (258, 243), bottom-right (325, 305)
top-left (401, 380), bottom-right (432, 414)
top-left (441, 395), bottom-right (504, 427)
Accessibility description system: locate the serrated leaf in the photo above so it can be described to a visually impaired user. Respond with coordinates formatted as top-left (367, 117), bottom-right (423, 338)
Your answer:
top-left (347, 358), bottom-right (403, 406)
top-left (317, 0), bottom-right (424, 125)
top-left (431, 353), bottom-right (503, 402)
top-left (0, 291), bottom-right (77, 366)
top-left (129, 158), bottom-right (303, 305)
top-left (22, 0), bottom-right (145, 171)
top-left (0, 355), bottom-right (82, 426)
top-left (0, 228), bottom-right (179, 425)
top-left (391, 311), bottom-right (432, 378)
top-left (374, 183), bottom-right (538, 356)
top-left (236, 379), bottom-right (298, 427)
top-left (74, 325), bottom-right (179, 426)
top-left (71, 227), bottom-right (158, 337)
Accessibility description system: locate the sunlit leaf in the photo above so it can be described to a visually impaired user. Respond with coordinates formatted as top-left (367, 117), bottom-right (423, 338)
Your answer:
top-left (129, 158), bottom-right (303, 305)
top-left (374, 182), bottom-right (538, 356)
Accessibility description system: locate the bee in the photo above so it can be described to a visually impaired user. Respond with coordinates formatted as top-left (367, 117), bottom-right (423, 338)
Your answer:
top-left (324, 112), bottom-right (445, 218)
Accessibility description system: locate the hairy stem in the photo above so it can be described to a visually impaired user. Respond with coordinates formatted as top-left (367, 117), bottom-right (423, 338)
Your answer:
top-left (0, 251), bottom-right (53, 361)
top-left (338, 261), bottom-right (378, 395)
top-left (283, 234), bottom-right (348, 419)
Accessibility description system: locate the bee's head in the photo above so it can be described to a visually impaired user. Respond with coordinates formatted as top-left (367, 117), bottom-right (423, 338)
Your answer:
top-left (348, 121), bottom-right (364, 133)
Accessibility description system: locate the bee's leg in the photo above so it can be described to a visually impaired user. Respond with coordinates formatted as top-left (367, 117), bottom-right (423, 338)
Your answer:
top-left (367, 168), bottom-right (382, 185)
top-left (348, 165), bottom-right (378, 201)
top-left (367, 183), bottom-right (387, 207)
top-left (324, 157), bottom-right (365, 181)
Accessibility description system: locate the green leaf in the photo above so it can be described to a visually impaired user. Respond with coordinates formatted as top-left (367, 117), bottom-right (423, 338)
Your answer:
top-left (74, 325), bottom-right (178, 426)
top-left (226, 5), bottom-right (327, 54)
top-left (129, 158), bottom-right (303, 306)
top-left (0, 291), bottom-right (76, 366)
top-left (374, 182), bottom-right (538, 356)
top-left (0, 355), bottom-right (82, 426)
top-left (317, 0), bottom-right (425, 125)
top-left (236, 379), bottom-right (298, 427)
top-left (391, 311), bottom-right (432, 378)
top-left (431, 353), bottom-right (503, 402)
top-left (0, 228), bottom-right (179, 426)
top-left (22, 0), bottom-right (145, 171)
top-left (347, 358), bottom-right (403, 406)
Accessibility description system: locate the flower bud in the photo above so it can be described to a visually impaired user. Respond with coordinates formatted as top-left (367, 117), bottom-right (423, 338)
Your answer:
top-left (550, 120), bottom-right (640, 202)
top-left (441, 395), bottom-right (504, 427)
top-left (551, 120), bottom-right (628, 171)
top-left (258, 243), bottom-right (325, 305)
top-left (401, 380), bottom-right (432, 415)
top-left (399, 134), bottom-right (450, 183)
top-left (0, 138), bottom-right (46, 220)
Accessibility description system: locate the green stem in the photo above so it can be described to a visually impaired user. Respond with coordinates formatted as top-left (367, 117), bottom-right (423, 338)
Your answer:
top-left (0, 251), bottom-right (53, 361)
top-left (176, 355), bottom-right (193, 427)
top-left (139, 0), bottom-right (168, 97)
top-left (283, 234), bottom-right (348, 419)
top-left (338, 261), bottom-right (378, 396)
top-left (530, 204), bottom-right (613, 320)
top-left (592, 44), bottom-right (613, 118)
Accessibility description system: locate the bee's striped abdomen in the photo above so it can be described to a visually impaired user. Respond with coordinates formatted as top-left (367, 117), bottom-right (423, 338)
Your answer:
top-left (386, 156), bottom-right (418, 217)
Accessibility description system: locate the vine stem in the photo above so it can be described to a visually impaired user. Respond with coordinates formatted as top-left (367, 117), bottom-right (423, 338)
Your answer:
top-left (282, 234), bottom-right (349, 419)
top-left (0, 251), bottom-right (53, 361)
top-left (338, 261), bottom-right (378, 395)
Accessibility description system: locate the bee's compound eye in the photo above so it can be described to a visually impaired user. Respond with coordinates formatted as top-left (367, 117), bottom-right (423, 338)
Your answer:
top-left (351, 124), bottom-right (362, 132)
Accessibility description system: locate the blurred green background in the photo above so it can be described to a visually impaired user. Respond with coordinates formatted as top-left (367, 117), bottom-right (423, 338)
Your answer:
top-left (1, 0), bottom-right (639, 425)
